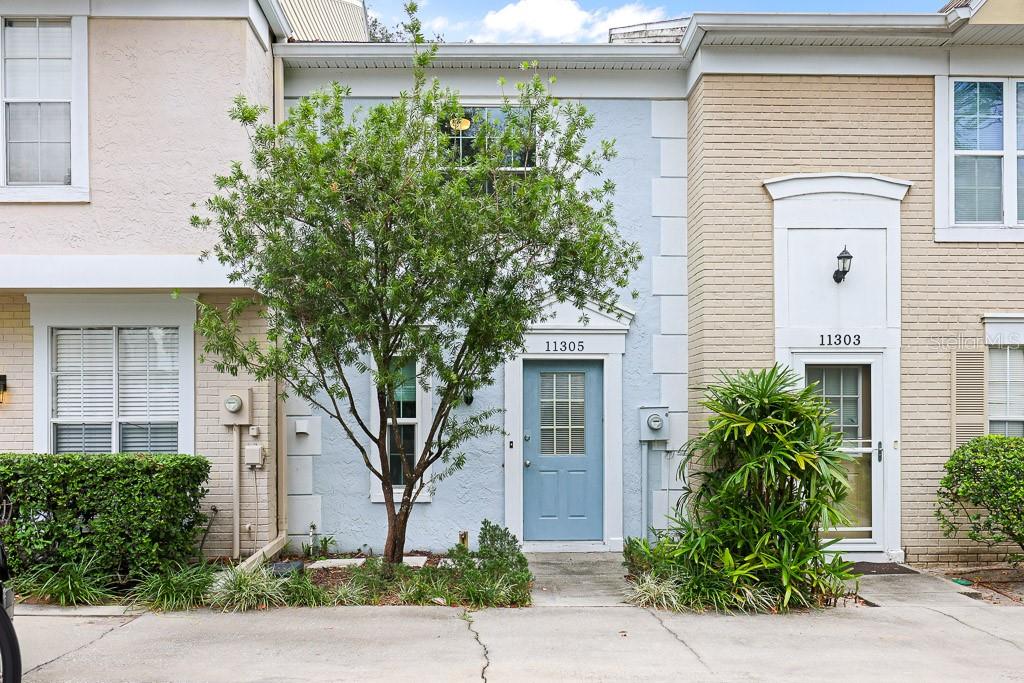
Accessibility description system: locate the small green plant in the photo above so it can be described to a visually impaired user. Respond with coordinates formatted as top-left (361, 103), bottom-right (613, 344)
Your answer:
top-left (127, 562), bottom-right (215, 611)
top-left (318, 535), bottom-right (335, 558)
top-left (625, 573), bottom-right (680, 612)
top-left (332, 580), bottom-right (368, 606)
top-left (281, 569), bottom-right (331, 607)
top-left (625, 366), bottom-right (858, 613)
top-left (209, 565), bottom-right (286, 612)
top-left (936, 435), bottom-right (1024, 564)
top-left (25, 556), bottom-right (117, 607)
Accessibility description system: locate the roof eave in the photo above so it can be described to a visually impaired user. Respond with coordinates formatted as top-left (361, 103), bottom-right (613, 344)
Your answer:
top-left (257, 0), bottom-right (296, 41)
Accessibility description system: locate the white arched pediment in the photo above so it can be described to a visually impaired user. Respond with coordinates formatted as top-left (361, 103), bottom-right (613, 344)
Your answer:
top-left (763, 172), bottom-right (912, 201)
top-left (530, 298), bottom-right (635, 335)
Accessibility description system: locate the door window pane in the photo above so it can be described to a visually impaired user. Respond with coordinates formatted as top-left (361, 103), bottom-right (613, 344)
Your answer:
top-left (539, 372), bottom-right (586, 455)
top-left (955, 156), bottom-right (1003, 223)
top-left (807, 365), bottom-right (873, 539)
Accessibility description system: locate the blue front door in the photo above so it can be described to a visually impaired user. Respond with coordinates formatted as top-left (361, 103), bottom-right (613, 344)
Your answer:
top-left (523, 360), bottom-right (604, 541)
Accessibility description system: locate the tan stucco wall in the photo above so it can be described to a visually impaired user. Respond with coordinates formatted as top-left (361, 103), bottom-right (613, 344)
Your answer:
top-left (4, 18), bottom-right (271, 255)
top-left (0, 295), bottom-right (32, 454)
top-left (195, 295), bottom-right (278, 559)
top-left (686, 74), bottom-right (1021, 565)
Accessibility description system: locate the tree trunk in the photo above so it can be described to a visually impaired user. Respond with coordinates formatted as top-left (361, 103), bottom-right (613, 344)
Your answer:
top-left (383, 502), bottom-right (410, 564)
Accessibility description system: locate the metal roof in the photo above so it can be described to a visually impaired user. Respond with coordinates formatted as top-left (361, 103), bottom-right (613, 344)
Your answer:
top-left (279, 0), bottom-right (369, 42)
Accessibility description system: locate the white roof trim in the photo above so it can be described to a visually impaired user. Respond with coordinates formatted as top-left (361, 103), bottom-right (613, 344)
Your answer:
top-left (0, 255), bottom-right (237, 290)
top-left (763, 173), bottom-right (913, 201)
top-left (274, 42), bottom-right (684, 70)
top-left (257, 0), bottom-right (296, 40)
top-left (678, 11), bottom-right (969, 66)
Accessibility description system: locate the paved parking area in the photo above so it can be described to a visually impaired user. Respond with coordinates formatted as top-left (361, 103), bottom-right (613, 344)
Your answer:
top-left (14, 571), bottom-right (1024, 682)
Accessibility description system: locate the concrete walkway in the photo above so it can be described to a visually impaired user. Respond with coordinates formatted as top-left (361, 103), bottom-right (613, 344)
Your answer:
top-left (16, 571), bottom-right (1024, 682)
top-left (526, 552), bottom-right (628, 606)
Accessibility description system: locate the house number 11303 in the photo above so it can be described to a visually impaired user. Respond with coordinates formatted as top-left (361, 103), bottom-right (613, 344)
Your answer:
top-left (819, 334), bottom-right (861, 347)
top-left (545, 340), bottom-right (585, 352)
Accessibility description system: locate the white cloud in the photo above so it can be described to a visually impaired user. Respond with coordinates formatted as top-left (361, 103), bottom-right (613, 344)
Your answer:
top-left (469, 0), bottom-right (665, 43)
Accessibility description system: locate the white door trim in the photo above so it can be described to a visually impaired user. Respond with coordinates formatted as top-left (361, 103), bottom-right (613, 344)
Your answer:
top-left (503, 301), bottom-right (633, 552)
top-left (767, 172), bottom-right (906, 563)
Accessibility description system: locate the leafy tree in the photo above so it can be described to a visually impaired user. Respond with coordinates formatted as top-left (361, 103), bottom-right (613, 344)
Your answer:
top-left (192, 5), bottom-right (639, 564)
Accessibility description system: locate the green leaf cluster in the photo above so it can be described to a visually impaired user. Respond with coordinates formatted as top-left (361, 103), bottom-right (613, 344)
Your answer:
top-left (191, 5), bottom-right (639, 560)
top-left (625, 365), bottom-right (857, 612)
top-left (936, 435), bottom-right (1024, 564)
top-left (0, 452), bottom-right (210, 579)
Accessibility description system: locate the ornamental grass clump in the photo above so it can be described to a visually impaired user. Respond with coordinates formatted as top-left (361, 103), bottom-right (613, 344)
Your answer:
top-left (127, 562), bottom-right (216, 611)
top-left (626, 365), bottom-right (858, 613)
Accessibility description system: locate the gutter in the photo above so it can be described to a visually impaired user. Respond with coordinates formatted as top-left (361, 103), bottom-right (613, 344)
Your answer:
top-left (257, 0), bottom-right (296, 41)
top-left (273, 42), bottom-right (685, 69)
top-left (679, 11), bottom-right (970, 67)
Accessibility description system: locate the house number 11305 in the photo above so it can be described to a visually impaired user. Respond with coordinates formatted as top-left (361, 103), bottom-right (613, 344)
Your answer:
top-left (545, 340), bottom-right (585, 352)
top-left (819, 334), bottom-right (861, 347)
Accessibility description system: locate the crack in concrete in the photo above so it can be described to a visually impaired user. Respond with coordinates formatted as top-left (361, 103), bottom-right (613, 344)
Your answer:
top-left (25, 612), bottom-right (142, 676)
top-left (647, 609), bottom-right (713, 674)
top-left (462, 610), bottom-right (490, 682)
top-left (922, 606), bottom-right (1024, 653)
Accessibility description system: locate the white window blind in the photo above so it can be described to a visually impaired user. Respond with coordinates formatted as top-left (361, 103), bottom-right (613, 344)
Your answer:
top-left (2, 18), bottom-right (72, 185)
top-left (539, 372), bottom-right (586, 456)
top-left (988, 346), bottom-right (1024, 437)
top-left (51, 326), bottom-right (179, 453)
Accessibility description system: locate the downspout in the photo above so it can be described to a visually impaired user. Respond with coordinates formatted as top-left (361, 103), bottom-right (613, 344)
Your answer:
top-left (232, 424), bottom-right (241, 561)
top-left (239, 56), bottom-right (290, 571)
top-left (640, 440), bottom-right (649, 541)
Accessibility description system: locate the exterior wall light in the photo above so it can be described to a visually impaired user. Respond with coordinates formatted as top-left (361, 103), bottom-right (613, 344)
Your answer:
top-left (0, 375), bottom-right (6, 404)
top-left (833, 246), bottom-right (853, 284)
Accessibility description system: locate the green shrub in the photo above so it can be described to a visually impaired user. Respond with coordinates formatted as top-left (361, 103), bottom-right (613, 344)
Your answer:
top-left (936, 435), bottom-right (1024, 564)
top-left (445, 520), bottom-right (533, 607)
top-left (281, 569), bottom-right (331, 607)
top-left (209, 565), bottom-right (287, 612)
top-left (0, 453), bottom-right (209, 579)
top-left (627, 365), bottom-right (857, 613)
top-left (127, 562), bottom-right (215, 611)
top-left (331, 580), bottom-right (368, 606)
top-left (23, 555), bottom-right (117, 607)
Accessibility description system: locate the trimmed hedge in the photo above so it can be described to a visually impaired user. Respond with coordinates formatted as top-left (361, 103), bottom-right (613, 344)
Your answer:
top-left (936, 435), bottom-right (1024, 563)
top-left (0, 453), bottom-right (210, 579)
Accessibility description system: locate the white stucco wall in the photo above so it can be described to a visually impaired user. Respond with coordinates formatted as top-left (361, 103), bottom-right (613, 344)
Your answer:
top-left (3, 18), bottom-right (273, 255)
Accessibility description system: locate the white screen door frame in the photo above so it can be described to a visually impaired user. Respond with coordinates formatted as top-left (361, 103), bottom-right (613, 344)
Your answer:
top-left (790, 351), bottom-right (894, 557)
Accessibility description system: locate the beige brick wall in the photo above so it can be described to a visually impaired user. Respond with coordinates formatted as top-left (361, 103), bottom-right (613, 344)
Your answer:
top-left (195, 294), bottom-right (278, 559)
top-left (0, 295), bottom-right (32, 453)
top-left (686, 74), bottom-right (1018, 565)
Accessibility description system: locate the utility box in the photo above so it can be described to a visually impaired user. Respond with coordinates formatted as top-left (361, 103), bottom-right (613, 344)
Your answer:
top-left (639, 406), bottom-right (670, 442)
top-left (219, 388), bottom-right (253, 426)
top-left (244, 444), bottom-right (265, 468)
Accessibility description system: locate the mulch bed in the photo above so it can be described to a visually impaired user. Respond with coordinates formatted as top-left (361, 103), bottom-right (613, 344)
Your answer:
top-left (944, 566), bottom-right (1024, 606)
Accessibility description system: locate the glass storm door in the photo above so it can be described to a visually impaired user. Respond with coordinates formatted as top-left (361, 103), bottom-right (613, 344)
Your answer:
top-left (522, 360), bottom-right (604, 541)
top-left (806, 364), bottom-right (883, 543)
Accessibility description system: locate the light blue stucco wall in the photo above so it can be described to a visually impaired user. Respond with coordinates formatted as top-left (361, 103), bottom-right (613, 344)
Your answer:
top-left (298, 98), bottom-right (666, 553)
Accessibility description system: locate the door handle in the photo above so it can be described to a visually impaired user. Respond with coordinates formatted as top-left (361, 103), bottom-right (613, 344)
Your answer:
top-left (876, 441), bottom-right (883, 463)
top-left (524, 460), bottom-right (531, 468)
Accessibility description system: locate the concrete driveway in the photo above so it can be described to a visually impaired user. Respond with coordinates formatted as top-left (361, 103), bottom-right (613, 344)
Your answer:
top-left (15, 571), bottom-right (1024, 682)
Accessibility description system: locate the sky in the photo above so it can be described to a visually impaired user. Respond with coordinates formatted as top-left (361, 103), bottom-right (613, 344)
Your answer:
top-left (368, 0), bottom-right (948, 43)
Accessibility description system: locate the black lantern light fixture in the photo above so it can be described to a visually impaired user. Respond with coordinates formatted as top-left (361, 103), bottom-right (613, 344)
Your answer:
top-left (833, 246), bottom-right (853, 284)
top-left (0, 375), bottom-right (6, 405)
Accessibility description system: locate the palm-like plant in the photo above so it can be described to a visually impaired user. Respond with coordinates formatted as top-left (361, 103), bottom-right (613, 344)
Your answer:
top-left (665, 365), bottom-right (857, 610)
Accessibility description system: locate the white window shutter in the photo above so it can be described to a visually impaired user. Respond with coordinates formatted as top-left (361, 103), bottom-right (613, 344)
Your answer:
top-left (951, 349), bottom-right (987, 448)
top-left (117, 327), bottom-right (179, 421)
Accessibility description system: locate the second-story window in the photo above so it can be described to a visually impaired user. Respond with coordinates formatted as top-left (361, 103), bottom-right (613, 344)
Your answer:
top-left (445, 107), bottom-right (535, 170)
top-left (3, 18), bottom-right (72, 186)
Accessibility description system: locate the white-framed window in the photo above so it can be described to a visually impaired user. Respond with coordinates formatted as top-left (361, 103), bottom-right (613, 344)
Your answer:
top-left (988, 346), bottom-right (1024, 437)
top-left (0, 14), bottom-right (87, 202)
top-left (50, 326), bottom-right (180, 453)
top-left (444, 106), bottom-right (535, 170)
top-left (369, 359), bottom-right (432, 503)
top-left (28, 294), bottom-right (196, 455)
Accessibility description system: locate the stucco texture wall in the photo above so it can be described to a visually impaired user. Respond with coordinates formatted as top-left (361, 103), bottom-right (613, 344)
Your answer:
top-left (687, 73), bottom-right (1024, 565)
top-left (3, 18), bottom-right (272, 255)
top-left (307, 98), bottom-right (663, 553)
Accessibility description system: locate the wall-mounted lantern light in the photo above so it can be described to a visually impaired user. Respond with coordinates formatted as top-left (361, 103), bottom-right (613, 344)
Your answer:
top-left (833, 246), bottom-right (853, 284)
top-left (0, 375), bottom-right (7, 404)
top-left (464, 391), bottom-right (474, 406)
